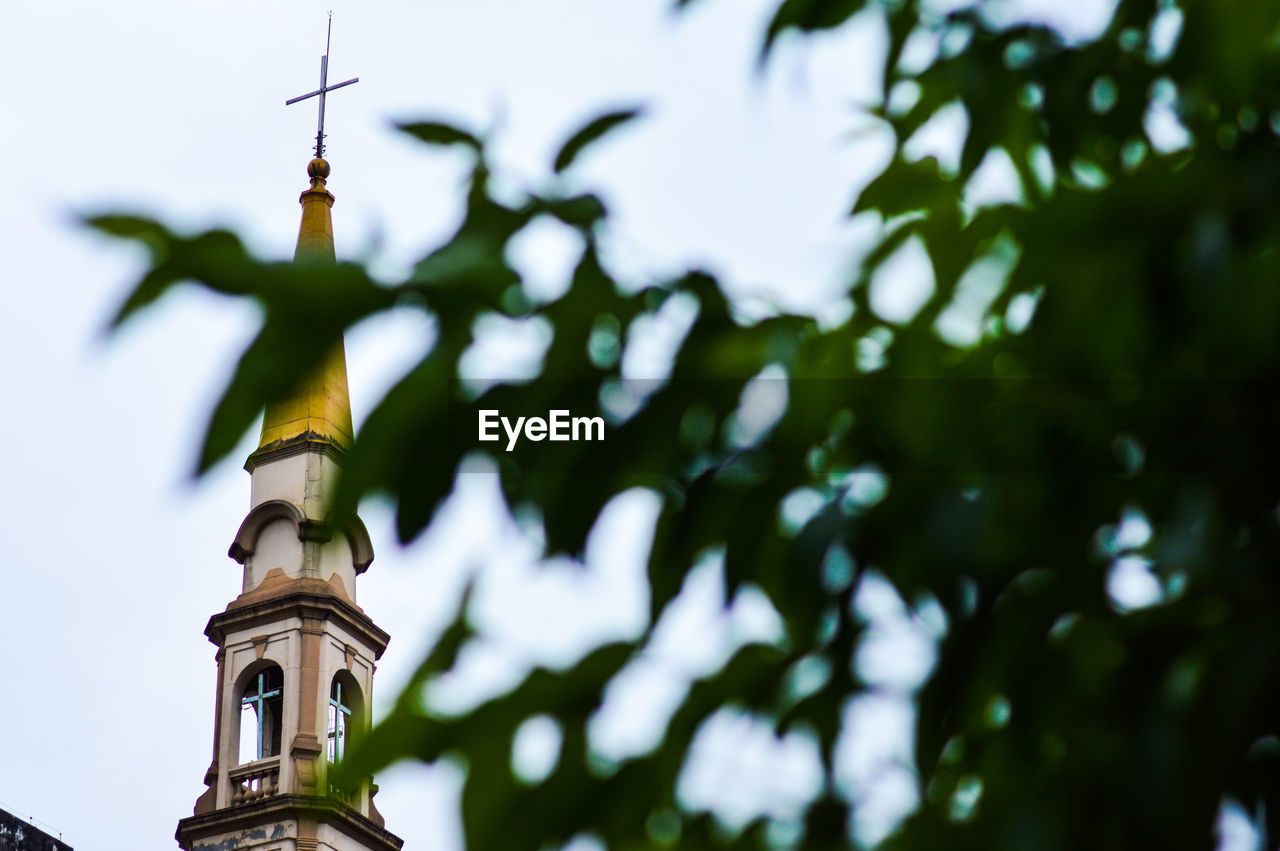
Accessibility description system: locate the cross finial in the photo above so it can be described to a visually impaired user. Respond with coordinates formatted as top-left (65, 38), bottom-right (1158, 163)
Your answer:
top-left (285, 12), bottom-right (359, 159)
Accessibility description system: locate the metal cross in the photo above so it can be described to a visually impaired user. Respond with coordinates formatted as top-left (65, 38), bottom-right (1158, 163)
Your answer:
top-left (285, 12), bottom-right (359, 159)
top-left (242, 671), bottom-right (282, 760)
top-left (328, 680), bottom-right (353, 763)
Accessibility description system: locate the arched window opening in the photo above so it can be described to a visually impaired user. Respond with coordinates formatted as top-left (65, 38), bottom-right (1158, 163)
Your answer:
top-left (328, 678), bottom-right (353, 764)
top-left (238, 666), bottom-right (283, 763)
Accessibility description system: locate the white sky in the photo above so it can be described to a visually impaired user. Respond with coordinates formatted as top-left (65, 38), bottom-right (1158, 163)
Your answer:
top-left (7, 1), bottom-right (1253, 850)
top-left (0, 1), bottom-right (894, 848)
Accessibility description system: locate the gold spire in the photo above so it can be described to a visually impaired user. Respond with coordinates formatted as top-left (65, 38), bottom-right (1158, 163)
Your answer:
top-left (253, 157), bottom-right (355, 459)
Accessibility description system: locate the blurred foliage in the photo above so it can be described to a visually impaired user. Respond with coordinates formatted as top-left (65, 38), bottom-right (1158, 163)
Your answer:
top-left (91, 0), bottom-right (1280, 847)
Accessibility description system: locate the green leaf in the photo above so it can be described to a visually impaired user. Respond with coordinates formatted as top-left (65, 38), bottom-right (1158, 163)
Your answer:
top-left (397, 119), bottom-right (483, 150)
top-left (762, 0), bottom-right (867, 58)
top-left (552, 107), bottom-right (645, 174)
top-left (533, 193), bottom-right (607, 228)
top-left (85, 217), bottom-right (254, 330)
top-left (96, 3), bottom-right (1280, 846)
top-left (83, 213), bottom-right (170, 241)
top-left (853, 155), bottom-right (959, 218)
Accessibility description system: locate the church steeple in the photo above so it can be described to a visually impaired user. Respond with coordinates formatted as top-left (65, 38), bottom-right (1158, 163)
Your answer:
top-left (176, 156), bottom-right (402, 851)
top-left (254, 157), bottom-right (356, 459)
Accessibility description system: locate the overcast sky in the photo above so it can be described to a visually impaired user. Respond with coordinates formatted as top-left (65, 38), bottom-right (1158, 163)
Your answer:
top-left (0, 1), bottom-right (893, 847)
top-left (7, 2), bottom-right (1240, 851)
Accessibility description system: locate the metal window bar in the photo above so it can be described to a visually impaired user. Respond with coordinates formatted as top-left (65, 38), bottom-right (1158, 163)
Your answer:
top-left (242, 671), bottom-right (282, 761)
top-left (328, 681), bottom-right (352, 763)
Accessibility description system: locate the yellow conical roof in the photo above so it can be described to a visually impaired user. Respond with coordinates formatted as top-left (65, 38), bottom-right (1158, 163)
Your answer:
top-left (254, 157), bottom-right (355, 458)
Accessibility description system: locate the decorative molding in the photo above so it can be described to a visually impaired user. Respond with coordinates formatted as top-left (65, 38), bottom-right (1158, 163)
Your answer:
top-left (228, 498), bottom-right (375, 575)
top-left (175, 794), bottom-right (403, 851)
top-left (292, 733), bottom-right (323, 795)
top-left (229, 500), bottom-right (305, 564)
top-left (298, 519), bottom-right (332, 543)
top-left (244, 434), bottom-right (346, 473)
top-left (193, 761), bottom-right (219, 815)
top-left (345, 515), bottom-right (375, 574)
top-left (291, 734), bottom-right (323, 758)
top-left (207, 591), bottom-right (391, 659)
top-left (294, 758), bottom-right (319, 796)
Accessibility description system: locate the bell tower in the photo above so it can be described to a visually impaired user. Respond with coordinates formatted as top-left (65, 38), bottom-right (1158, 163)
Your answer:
top-left (176, 156), bottom-right (402, 851)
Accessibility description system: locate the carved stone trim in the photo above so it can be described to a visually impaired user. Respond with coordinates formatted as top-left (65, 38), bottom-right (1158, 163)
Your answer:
top-left (207, 592), bottom-right (390, 659)
top-left (193, 761), bottom-right (219, 815)
top-left (291, 734), bottom-right (323, 758)
top-left (244, 435), bottom-right (346, 473)
top-left (345, 515), bottom-right (375, 574)
top-left (176, 793), bottom-right (403, 851)
top-left (229, 500), bottom-right (305, 564)
top-left (298, 519), bottom-right (332, 543)
top-left (228, 499), bottom-right (375, 575)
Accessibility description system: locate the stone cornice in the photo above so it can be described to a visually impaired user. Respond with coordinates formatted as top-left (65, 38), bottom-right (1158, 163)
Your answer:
top-left (176, 793), bottom-right (403, 851)
top-left (245, 433), bottom-right (347, 473)
top-left (206, 588), bottom-right (390, 659)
